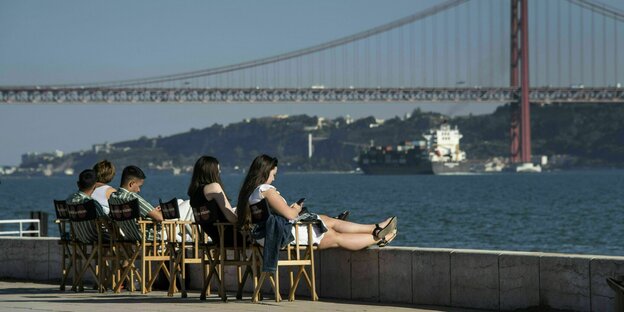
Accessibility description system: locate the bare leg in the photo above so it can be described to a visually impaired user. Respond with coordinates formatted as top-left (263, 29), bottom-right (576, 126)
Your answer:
top-left (319, 215), bottom-right (393, 234)
top-left (318, 228), bottom-right (397, 250)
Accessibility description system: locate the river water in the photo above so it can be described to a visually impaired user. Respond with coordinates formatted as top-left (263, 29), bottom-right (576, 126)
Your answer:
top-left (1, 170), bottom-right (622, 256)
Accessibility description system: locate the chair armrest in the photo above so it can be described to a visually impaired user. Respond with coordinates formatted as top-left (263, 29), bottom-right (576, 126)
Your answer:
top-left (294, 220), bottom-right (317, 225)
top-left (173, 220), bottom-right (193, 225)
top-left (138, 220), bottom-right (177, 225)
top-left (214, 222), bottom-right (237, 227)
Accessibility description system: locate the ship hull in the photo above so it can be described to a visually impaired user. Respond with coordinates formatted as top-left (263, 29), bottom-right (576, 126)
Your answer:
top-left (360, 161), bottom-right (482, 175)
top-left (431, 161), bottom-right (480, 175)
top-left (359, 162), bottom-right (433, 175)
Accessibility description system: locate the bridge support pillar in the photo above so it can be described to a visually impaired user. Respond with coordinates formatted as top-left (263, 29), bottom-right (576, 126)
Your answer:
top-left (520, 0), bottom-right (531, 164)
top-left (510, 0), bottom-right (532, 164)
top-left (509, 0), bottom-right (520, 163)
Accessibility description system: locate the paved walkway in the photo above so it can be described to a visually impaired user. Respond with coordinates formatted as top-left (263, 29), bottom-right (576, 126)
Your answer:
top-left (0, 280), bottom-right (487, 312)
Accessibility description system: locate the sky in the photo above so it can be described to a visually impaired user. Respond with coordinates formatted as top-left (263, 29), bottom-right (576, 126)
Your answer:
top-left (0, 0), bottom-right (622, 166)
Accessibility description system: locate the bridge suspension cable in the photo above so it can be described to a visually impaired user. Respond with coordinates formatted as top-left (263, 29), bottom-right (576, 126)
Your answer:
top-left (53, 0), bottom-right (468, 88)
top-left (567, 0), bottom-right (624, 22)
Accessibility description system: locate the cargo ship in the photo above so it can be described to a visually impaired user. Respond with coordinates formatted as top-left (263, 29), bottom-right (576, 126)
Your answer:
top-left (358, 122), bottom-right (481, 175)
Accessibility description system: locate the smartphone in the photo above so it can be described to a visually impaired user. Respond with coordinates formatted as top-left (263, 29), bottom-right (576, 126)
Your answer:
top-left (296, 197), bottom-right (306, 205)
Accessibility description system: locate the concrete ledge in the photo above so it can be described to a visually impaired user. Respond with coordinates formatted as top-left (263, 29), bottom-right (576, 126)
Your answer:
top-left (320, 248), bottom-right (350, 299)
top-left (590, 258), bottom-right (624, 311)
top-left (380, 248), bottom-right (412, 304)
top-left (3, 237), bottom-right (624, 311)
top-left (413, 248), bottom-right (450, 306)
top-left (540, 255), bottom-right (591, 311)
top-left (499, 253), bottom-right (539, 310)
top-left (451, 251), bottom-right (499, 310)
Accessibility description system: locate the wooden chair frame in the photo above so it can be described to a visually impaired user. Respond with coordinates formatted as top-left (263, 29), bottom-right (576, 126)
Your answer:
top-left (159, 198), bottom-right (202, 298)
top-left (109, 199), bottom-right (175, 294)
top-left (191, 201), bottom-right (256, 302)
top-left (66, 200), bottom-right (115, 293)
top-left (53, 200), bottom-right (73, 291)
top-left (250, 200), bottom-right (318, 303)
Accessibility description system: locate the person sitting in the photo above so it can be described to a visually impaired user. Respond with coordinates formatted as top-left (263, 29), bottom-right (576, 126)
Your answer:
top-left (109, 165), bottom-right (163, 222)
top-left (66, 169), bottom-right (108, 218)
top-left (92, 160), bottom-right (117, 215)
top-left (108, 165), bottom-right (194, 240)
top-left (237, 154), bottom-right (398, 251)
top-left (187, 156), bottom-right (238, 245)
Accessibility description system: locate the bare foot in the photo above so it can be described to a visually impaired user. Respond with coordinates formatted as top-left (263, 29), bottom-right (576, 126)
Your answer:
top-left (378, 217), bottom-right (393, 229)
top-left (378, 229), bottom-right (398, 247)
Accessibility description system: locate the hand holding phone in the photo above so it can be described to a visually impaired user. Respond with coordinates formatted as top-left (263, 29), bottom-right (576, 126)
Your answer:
top-left (296, 198), bottom-right (307, 216)
top-left (296, 197), bottom-right (306, 206)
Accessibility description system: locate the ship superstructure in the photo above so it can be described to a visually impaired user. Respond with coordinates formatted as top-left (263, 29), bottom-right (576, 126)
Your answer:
top-left (358, 122), bottom-right (478, 175)
top-left (423, 122), bottom-right (466, 163)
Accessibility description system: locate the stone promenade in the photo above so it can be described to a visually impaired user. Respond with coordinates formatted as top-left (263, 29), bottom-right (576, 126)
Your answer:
top-left (0, 280), bottom-right (486, 312)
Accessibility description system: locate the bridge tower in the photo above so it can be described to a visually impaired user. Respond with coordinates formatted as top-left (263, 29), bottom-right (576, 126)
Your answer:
top-left (510, 0), bottom-right (532, 165)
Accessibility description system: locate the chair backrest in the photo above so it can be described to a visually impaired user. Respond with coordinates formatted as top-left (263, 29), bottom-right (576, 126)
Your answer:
top-left (191, 199), bottom-right (220, 227)
top-left (109, 199), bottom-right (143, 241)
top-left (66, 200), bottom-right (100, 243)
top-left (159, 198), bottom-right (180, 220)
top-left (67, 200), bottom-right (98, 222)
top-left (249, 199), bottom-right (270, 224)
top-left (53, 200), bottom-right (70, 220)
top-left (53, 200), bottom-right (71, 241)
top-left (191, 199), bottom-right (229, 245)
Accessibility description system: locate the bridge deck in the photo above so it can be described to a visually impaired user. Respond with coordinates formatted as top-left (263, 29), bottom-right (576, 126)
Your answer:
top-left (1, 87), bottom-right (623, 103)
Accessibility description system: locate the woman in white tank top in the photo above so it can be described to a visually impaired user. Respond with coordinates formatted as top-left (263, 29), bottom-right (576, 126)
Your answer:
top-left (92, 160), bottom-right (117, 215)
top-left (238, 155), bottom-right (398, 250)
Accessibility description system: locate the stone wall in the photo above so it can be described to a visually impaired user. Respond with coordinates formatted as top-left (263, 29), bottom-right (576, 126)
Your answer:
top-left (2, 237), bottom-right (624, 311)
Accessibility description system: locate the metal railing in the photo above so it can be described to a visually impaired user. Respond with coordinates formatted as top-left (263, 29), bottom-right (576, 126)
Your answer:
top-left (0, 219), bottom-right (40, 237)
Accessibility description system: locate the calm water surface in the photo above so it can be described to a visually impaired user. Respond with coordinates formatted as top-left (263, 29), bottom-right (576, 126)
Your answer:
top-left (1, 170), bottom-right (622, 256)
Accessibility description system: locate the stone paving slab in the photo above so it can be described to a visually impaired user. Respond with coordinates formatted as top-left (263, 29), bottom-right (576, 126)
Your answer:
top-left (0, 280), bottom-right (486, 312)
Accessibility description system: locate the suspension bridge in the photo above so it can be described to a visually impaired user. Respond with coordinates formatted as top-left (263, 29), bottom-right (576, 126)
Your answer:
top-left (1, 0), bottom-right (623, 164)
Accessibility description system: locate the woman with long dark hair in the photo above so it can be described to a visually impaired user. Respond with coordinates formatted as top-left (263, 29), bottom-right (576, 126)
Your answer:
top-left (238, 154), bottom-right (397, 250)
top-left (188, 156), bottom-right (238, 244)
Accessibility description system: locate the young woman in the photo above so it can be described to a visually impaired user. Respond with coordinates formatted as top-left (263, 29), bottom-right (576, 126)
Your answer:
top-left (187, 156), bottom-right (238, 245)
top-left (237, 154), bottom-right (397, 250)
top-left (92, 159), bottom-right (117, 215)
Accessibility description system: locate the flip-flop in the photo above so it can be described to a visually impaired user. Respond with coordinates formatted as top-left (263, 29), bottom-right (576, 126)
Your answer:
top-left (372, 216), bottom-right (397, 240)
top-left (377, 229), bottom-right (397, 247)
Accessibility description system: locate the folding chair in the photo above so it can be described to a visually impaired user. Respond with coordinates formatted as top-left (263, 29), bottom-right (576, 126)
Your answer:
top-left (191, 200), bottom-right (255, 302)
top-left (66, 200), bottom-right (115, 293)
top-left (250, 199), bottom-right (318, 302)
top-left (108, 199), bottom-right (175, 294)
top-left (53, 200), bottom-right (73, 291)
top-left (159, 198), bottom-right (202, 298)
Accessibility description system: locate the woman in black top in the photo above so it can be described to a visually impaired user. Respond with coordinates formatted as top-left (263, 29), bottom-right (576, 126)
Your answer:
top-left (187, 156), bottom-right (238, 245)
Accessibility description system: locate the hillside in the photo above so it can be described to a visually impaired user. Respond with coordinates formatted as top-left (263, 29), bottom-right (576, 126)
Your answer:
top-left (18, 103), bottom-right (624, 173)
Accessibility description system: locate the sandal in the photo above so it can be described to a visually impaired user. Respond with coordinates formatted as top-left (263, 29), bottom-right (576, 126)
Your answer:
top-left (335, 210), bottom-right (350, 221)
top-left (372, 216), bottom-right (397, 240)
top-left (377, 230), bottom-right (397, 247)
